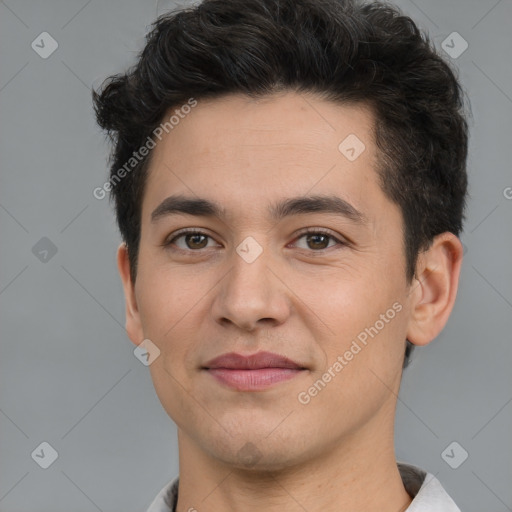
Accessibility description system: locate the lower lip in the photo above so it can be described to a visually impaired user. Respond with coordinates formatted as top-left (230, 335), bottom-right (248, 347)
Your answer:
top-left (206, 368), bottom-right (304, 391)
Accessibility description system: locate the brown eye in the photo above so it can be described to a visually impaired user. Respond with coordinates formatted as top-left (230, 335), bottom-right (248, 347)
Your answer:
top-left (183, 233), bottom-right (208, 249)
top-left (305, 233), bottom-right (331, 250)
top-left (164, 230), bottom-right (216, 251)
top-left (293, 229), bottom-right (345, 251)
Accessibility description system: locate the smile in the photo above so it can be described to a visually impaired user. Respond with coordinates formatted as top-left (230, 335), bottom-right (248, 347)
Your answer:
top-left (206, 367), bottom-right (305, 391)
top-left (203, 351), bottom-right (307, 391)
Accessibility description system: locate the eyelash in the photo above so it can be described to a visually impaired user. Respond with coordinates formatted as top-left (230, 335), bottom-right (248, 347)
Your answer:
top-left (161, 228), bottom-right (348, 253)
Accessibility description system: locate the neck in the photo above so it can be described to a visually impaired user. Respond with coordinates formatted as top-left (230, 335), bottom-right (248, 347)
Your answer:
top-left (174, 415), bottom-right (412, 512)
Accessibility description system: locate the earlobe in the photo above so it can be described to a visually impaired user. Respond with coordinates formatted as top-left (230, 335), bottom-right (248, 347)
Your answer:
top-left (116, 243), bottom-right (144, 346)
top-left (406, 233), bottom-right (463, 347)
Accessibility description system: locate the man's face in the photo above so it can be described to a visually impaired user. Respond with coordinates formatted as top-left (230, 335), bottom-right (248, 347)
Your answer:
top-left (125, 92), bottom-right (415, 470)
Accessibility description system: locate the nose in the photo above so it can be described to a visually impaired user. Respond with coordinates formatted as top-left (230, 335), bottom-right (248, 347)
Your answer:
top-left (211, 242), bottom-right (291, 332)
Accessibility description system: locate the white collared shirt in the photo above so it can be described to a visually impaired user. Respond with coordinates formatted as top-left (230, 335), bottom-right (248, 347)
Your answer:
top-left (146, 462), bottom-right (461, 512)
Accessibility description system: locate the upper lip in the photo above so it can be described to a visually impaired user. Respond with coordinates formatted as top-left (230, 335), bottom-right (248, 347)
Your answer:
top-left (203, 351), bottom-right (305, 370)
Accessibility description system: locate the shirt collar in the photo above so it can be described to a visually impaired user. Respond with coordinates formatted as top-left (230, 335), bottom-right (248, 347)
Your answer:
top-left (146, 462), bottom-right (460, 512)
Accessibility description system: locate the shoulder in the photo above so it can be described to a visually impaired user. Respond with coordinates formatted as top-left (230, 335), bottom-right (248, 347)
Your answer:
top-left (145, 476), bottom-right (179, 512)
top-left (398, 462), bottom-right (461, 512)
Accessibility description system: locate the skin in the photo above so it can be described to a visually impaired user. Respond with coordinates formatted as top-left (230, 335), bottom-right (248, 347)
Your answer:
top-left (117, 91), bottom-right (463, 512)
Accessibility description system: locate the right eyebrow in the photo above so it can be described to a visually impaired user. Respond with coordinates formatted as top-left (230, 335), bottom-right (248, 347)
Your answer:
top-left (151, 195), bottom-right (226, 223)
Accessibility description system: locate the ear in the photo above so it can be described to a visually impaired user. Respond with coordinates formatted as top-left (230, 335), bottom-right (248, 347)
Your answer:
top-left (117, 242), bottom-right (144, 347)
top-left (406, 232), bottom-right (463, 346)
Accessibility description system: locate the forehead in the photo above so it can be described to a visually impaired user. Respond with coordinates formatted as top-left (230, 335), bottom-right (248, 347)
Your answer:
top-left (141, 91), bottom-right (385, 224)
top-left (155, 92), bottom-right (376, 156)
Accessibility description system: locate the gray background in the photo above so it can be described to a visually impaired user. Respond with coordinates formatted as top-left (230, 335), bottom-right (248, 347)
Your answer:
top-left (0, 0), bottom-right (511, 510)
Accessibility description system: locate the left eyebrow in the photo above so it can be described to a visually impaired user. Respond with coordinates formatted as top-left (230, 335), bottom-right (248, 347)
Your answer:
top-left (268, 195), bottom-right (367, 225)
top-left (150, 194), bottom-right (367, 225)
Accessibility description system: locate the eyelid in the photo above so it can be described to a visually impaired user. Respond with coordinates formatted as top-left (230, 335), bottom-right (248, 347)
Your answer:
top-left (161, 228), bottom-right (219, 248)
top-left (162, 227), bottom-right (350, 251)
top-left (289, 227), bottom-right (350, 251)
top-left (292, 227), bottom-right (348, 244)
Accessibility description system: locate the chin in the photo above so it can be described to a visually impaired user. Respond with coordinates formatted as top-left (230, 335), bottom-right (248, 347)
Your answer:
top-left (218, 445), bottom-right (305, 473)
top-left (198, 425), bottom-right (317, 473)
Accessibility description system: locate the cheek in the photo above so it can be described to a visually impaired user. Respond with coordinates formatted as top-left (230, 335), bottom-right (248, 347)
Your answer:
top-left (136, 249), bottom-right (196, 330)
top-left (299, 264), bottom-right (407, 370)
top-left (135, 260), bottom-right (213, 374)
top-left (293, 264), bottom-right (389, 334)
top-left (139, 274), bottom-right (206, 426)
top-left (148, 361), bottom-right (200, 434)
top-left (300, 302), bottom-right (408, 426)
